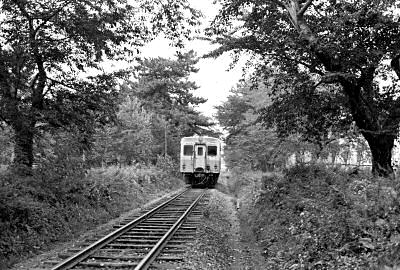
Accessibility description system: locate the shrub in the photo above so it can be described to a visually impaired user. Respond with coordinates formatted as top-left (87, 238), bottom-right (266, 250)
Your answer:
top-left (247, 164), bottom-right (400, 269)
top-left (0, 164), bottom-right (182, 268)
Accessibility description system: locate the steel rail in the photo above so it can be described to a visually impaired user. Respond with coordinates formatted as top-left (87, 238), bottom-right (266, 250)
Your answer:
top-left (50, 188), bottom-right (189, 270)
top-left (134, 189), bottom-right (206, 270)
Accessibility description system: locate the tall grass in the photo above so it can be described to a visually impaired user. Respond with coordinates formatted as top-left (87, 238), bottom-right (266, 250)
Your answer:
top-left (230, 165), bottom-right (400, 269)
top-left (0, 164), bottom-right (182, 268)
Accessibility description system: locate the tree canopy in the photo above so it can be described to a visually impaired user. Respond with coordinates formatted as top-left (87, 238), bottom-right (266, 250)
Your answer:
top-left (0, 0), bottom-right (201, 171)
top-left (260, 76), bottom-right (352, 155)
top-left (101, 51), bottom-right (217, 165)
top-left (215, 82), bottom-right (284, 171)
top-left (209, 0), bottom-right (400, 177)
top-left (125, 51), bottom-right (215, 136)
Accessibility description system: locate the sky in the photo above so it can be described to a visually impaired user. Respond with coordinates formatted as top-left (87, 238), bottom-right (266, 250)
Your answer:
top-left (140, 0), bottom-right (245, 119)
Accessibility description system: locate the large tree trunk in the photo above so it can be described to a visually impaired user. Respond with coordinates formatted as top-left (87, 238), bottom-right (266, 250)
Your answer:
top-left (283, 0), bottom-right (400, 178)
top-left (362, 132), bottom-right (395, 178)
top-left (12, 119), bottom-right (34, 174)
top-left (344, 82), bottom-right (396, 178)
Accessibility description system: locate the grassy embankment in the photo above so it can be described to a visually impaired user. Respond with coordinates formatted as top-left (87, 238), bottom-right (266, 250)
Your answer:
top-left (0, 165), bottom-right (182, 269)
top-left (228, 165), bottom-right (400, 269)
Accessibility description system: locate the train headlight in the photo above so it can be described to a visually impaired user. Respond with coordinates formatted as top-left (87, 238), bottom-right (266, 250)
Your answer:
top-left (214, 165), bottom-right (218, 170)
top-left (206, 165), bottom-right (210, 171)
top-left (182, 165), bottom-right (186, 170)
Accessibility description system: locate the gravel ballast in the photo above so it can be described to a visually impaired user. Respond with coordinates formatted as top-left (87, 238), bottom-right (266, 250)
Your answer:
top-left (10, 177), bottom-right (266, 270)
top-left (181, 186), bottom-right (266, 270)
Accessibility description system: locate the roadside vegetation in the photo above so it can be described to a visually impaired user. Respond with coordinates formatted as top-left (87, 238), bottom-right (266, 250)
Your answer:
top-left (210, 0), bottom-right (400, 177)
top-left (0, 45), bottom-right (216, 268)
top-left (0, 163), bottom-right (182, 268)
top-left (227, 166), bottom-right (400, 269)
top-left (0, 1), bottom-right (218, 268)
top-left (213, 4), bottom-right (400, 265)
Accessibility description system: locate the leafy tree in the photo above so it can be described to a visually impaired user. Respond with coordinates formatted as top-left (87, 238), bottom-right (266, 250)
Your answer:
top-left (0, 0), bottom-right (200, 172)
top-left (216, 82), bottom-right (287, 171)
top-left (115, 97), bottom-right (156, 164)
top-left (216, 80), bottom-right (363, 171)
top-left (261, 75), bottom-right (352, 158)
top-left (209, 0), bottom-right (400, 177)
top-left (215, 88), bottom-right (252, 142)
top-left (92, 97), bottom-right (156, 166)
top-left (129, 51), bottom-right (208, 122)
top-left (223, 124), bottom-right (284, 171)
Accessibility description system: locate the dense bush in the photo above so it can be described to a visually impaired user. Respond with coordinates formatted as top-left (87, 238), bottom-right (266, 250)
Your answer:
top-left (260, 165), bottom-right (400, 269)
top-left (237, 165), bottom-right (400, 269)
top-left (0, 164), bottom-right (182, 268)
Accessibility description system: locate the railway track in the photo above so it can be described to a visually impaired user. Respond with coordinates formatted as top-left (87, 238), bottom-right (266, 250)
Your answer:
top-left (48, 188), bottom-right (208, 270)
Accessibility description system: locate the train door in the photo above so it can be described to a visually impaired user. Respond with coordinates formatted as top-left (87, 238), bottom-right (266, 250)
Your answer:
top-left (194, 144), bottom-right (206, 171)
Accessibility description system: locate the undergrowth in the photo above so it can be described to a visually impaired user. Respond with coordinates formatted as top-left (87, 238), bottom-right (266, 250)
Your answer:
top-left (0, 164), bottom-right (181, 269)
top-left (232, 165), bottom-right (400, 269)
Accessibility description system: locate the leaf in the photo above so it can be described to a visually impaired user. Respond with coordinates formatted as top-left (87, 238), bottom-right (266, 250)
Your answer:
top-left (358, 237), bottom-right (375, 250)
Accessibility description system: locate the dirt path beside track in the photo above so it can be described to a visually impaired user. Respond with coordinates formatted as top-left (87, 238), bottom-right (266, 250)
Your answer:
top-left (181, 187), bottom-right (266, 270)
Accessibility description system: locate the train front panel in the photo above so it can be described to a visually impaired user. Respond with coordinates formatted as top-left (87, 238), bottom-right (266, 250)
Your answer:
top-left (180, 136), bottom-right (222, 187)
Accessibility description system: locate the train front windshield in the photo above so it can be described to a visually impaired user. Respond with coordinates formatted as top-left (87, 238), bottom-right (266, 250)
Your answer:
top-left (183, 145), bottom-right (193, 155)
top-left (207, 146), bottom-right (217, 156)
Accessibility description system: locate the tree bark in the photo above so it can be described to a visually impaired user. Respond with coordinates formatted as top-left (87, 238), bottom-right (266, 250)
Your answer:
top-left (362, 132), bottom-right (395, 178)
top-left (282, 0), bottom-right (398, 177)
top-left (12, 119), bottom-right (34, 174)
top-left (344, 82), bottom-right (396, 178)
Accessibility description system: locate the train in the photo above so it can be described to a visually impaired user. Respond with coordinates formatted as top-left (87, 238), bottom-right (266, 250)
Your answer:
top-left (180, 136), bottom-right (222, 187)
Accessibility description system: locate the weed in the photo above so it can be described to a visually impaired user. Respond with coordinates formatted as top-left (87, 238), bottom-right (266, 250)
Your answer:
top-left (0, 164), bottom-right (181, 268)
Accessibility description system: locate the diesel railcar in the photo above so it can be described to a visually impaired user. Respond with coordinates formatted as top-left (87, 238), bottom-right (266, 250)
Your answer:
top-left (180, 136), bottom-right (222, 187)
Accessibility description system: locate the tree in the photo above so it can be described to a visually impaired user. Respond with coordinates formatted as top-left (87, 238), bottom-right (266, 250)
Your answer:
top-left (209, 0), bottom-right (400, 177)
top-left (216, 81), bottom-right (290, 171)
top-left (123, 51), bottom-right (217, 159)
top-left (261, 75), bottom-right (352, 158)
top-left (92, 96), bottom-right (157, 166)
top-left (115, 97), bottom-right (156, 164)
top-left (215, 88), bottom-right (252, 142)
top-left (0, 0), bottom-right (200, 172)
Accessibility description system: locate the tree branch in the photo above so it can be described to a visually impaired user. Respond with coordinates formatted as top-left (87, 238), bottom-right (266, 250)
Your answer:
top-left (388, 98), bottom-right (400, 122)
top-left (284, 1), bottom-right (299, 29)
top-left (14, 0), bottom-right (31, 20)
top-left (320, 72), bottom-right (357, 84)
top-left (269, 0), bottom-right (287, 9)
top-left (263, 52), bottom-right (324, 75)
top-left (298, 0), bottom-right (313, 17)
top-left (34, 0), bottom-right (73, 36)
top-left (29, 73), bottom-right (39, 90)
top-left (48, 77), bottom-right (80, 91)
top-left (390, 54), bottom-right (400, 79)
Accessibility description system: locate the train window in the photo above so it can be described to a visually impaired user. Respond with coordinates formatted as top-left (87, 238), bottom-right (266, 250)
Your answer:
top-left (197, 147), bottom-right (204, 156)
top-left (208, 146), bottom-right (217, 156)
top-left (183, 145), bottom-right (193, 156)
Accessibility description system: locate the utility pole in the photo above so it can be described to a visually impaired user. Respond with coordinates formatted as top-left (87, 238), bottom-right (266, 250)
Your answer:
top-left (164, 118), bottom-right (168, 171)
top-left (164, 119), bottom-right (167, 159)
